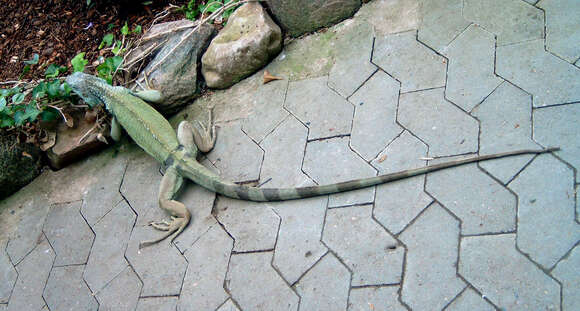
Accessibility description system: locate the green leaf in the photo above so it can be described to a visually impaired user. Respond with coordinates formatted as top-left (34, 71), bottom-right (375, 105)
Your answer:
top-left (61, 83), bottom-right (72, 96)
top-left (121, 22), bottom-right (130, 36)
top-left (0, 97), bottom-right (6, 111)
top-left (0, 116), bottom-right (15, 128)
top-left (13, 110), bottom-right (26, 126)
top-left (99, 33), bottom-right (114, 49)
top-left (112, 40), bottom-right (123, 55)
top-left (47, 80), bottom-right (61, 98)
top-left (107, 23), bottom-right (115, 31)
top-left (32, 82), bottom-right (47, 99)
top-left (22, 104), bottom-right (41, 122)
top-left (133, 25), bottom-right (142, 34)
top-left (71, 52), bottom-right (88, 72)
top-left (24, 53), bottom-right (39, 65)
top-left (45, 64), bottom-right (68, 78)
top-left (12, 93), bottom-right (24, 104)
top-left (40, 107), bottom-right (59, 121)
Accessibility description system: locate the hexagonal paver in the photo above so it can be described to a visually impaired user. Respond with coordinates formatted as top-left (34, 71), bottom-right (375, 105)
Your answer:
top-left (355, 0), bottom-right (420, 36)
top-left (215, 198), bottom-right (279, 252)
top-left (125, 226), bottom-right (187, 296)
top-left (217, 299), bottom-right (240, 311)
top-left (459, 234), bottom-right (560, 310)
top-left (372, 131), bottom-right (432, 234)
top-left (178, 224), bottom-right (232, 311)
top-left (43, 201), bottom-right (94, 266)
top-left (285, 76), bottom-right (354, 140)
top-left (137, 297), bottom-right (178, 311)
top-left (446, 288), bottom-right (494, 311)
top-left (84, 200), bottom-right (135, 293)
top-left (399, 203), bottom-right (464, 310)
top-left (464, 0), bottom-right (544, 45)
top-left (272, 196), bottom-right (328, 285)
top-left (8, 237), bottom-right (54, 311)
top-left (349, 70), bottom-right (402, 161)
top-left (426, 162), bottom-right (517, 235)
top-left (226, 252), bottom-right (299, 311)
top-left (417, 0), bottom-right (470, 52)
top-left (328, 21), bottom-right (377, 98)
top-left (207, 121), bottom-right (264, 182)
top-left (348, 286), bottom-right (406, 311)
top-left (303, 136), bottom-right (376, 207)
top-left (323, 205), bottom-right (404, 286)
top-left (508, 154), bottom-right (580, 269)
top-left (534, 103), bottom-right (580, 183)
top-left (373, 30), bottom-right (446, 92)
top-left (442, 24), bottom-right (502, 112)
top-left (96, 266), bottom-right (142, 311)
top-left (241, 78), bottom-right (289, 143)
top-left (497, 39), bottom-right (580, 107)
top-left (6, 198), bottom-right (49, 265)
top-left (471, 82), bottom-right (538, 184)
top-left (538, 0), bottom-right (580, 63)
top-left (0, 240), bottom-right (16, 304)
top-left (43, 265), bottom-right (98, 311)
top-left (551, 245), bottom-right (580, 311)
top-left (294, 253), bottom-right (350, 311)
top-left (398, 88), bottom-right (478, 156)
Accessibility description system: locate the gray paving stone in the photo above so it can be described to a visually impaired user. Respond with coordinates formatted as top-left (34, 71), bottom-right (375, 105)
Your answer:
top-left (534, 103), bottom-right (580, 183)
top-left (295, 252), bottom-right (350, 311)
top-left (172, 181), bottom-right (217, 254)
top-left (537, 0), bottom-right (580, 63)
top-left (417, 0), bottom-right (470, 52)
top-left (355, 0), bottom-right (420, 36)
top-left (241, 79), bottom-right (289, 143)
top-left (508, 154), bottom-right (580, 269)
top-left (84, 200), bottom-right (135, 293)
top-left (125, 226), bottom-right (187, 296)
top-left (328, 21), bottom-right (377, 98)
top-left (463, 0), bottom-right (544, 45)
top-left (207, 121), bottom-right (264, 183)
top-left (303, 137), bottom-right (377, 207)
top-left (80, 156), bottom-right (126, 226)
top-left (445, 287), bottom-right (494, 311)
top-left (497, 39), bottom-right (580, 108)
top-left (372, 131), bottom-right (431, 234)
top-left (215, 198), bottom-right (279, 252)
top-left (96, 266), bottom-right (142, 311)
top-left (136, 297), bottom-right (178, 311)
top-left (426, 163), bottom-right (516, 235)
top-left (259, 115), bottom-right (310, 188)
top-left (0, 240), bottom-right (16, 304)
top-left (399, 204), bottom-right (464, 310)
top-left (6, 198), bottom-right (49, 265)
top-left (178, 224), bottom-right (232, 311)
top-left (373, 30), bottom-right (447, 92)
top-left (284, 76), bottom-right (354, 140)
top-left (459, 234), bottom-right (559, 310)
top-left (226, 252), bottom-right (299, 311)
top-left (0, 304), bottom-right (5, 311)
top-left (551, 245), bottom-right (580, 311)
top-left (120, 151), bottom-right (166, 226)
top-left (43, 265), bottom-right (98, 311)
top-left (398, 88), bottom-right (478, 157)
top-left (442, 24), bottom-right (502, 112)
top-left (323, 205), bottom-right (404, 286)
top-left (348, 286), bottom-right (405, 311)
top-left (7, 237), bottom-right (54, 311)
top-left (272, 196), bottom-right (328, 285)
top-left (217, 299), bottom-right (239, 311)
top-left (43, 201), bottom-right (94, 266)
top-left (350, 70), bottom-right (402, 161)
top-left (471, 82), bottom-right (538, 184)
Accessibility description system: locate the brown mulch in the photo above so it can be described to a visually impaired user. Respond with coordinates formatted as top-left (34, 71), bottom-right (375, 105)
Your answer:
top-left (0, 0), bottom-right (192, 82)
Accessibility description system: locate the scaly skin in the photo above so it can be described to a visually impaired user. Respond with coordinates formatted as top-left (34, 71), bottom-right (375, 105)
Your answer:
top-left (66, 72), bottom-right (558, 247)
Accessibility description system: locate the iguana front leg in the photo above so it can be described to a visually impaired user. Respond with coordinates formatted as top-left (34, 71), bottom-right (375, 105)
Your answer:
top-left (192, 109), bottom-right (216, 153)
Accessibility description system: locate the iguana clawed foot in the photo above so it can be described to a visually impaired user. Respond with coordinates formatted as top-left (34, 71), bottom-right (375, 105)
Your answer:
top-left (192, 109), bottom-right (217, 153)
top-left (139, 215), bottom-right (190, 249)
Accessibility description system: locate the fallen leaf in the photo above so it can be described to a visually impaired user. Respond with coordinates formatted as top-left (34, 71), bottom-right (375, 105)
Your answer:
top-left (514, 123), bottom-right (519, 129)
top-left (378, 154), bottom-right (388, 163)
top-left (22, 151), bottom-right (32, 159)
top-left (263, 70), bottom-right (283, 84)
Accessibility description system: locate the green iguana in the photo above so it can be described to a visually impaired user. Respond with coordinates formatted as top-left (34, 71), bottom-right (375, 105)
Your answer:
top-left (66, 72), bottom-right (557, 248)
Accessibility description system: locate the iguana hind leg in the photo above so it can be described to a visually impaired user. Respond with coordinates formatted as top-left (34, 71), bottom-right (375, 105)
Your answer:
top-left (139, 166), bottom-right (191, 248)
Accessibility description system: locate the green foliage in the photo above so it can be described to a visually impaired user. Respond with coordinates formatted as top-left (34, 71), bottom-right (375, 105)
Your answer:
top-left (71, 53), bottom-right (89, 73)
top-left (96, 56), bottom-right (123, 84)
top-left (184, 0), bottom-right (240, 23)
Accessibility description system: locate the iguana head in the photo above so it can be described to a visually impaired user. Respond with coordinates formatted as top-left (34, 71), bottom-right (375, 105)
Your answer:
top-left (66, 72), bottom-right (110, 107)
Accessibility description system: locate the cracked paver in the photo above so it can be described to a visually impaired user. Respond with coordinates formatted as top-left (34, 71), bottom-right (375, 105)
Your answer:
top-left (459, 234), bottom-right (559, 310)
top-left (2, 0), bottom-right (580, 309)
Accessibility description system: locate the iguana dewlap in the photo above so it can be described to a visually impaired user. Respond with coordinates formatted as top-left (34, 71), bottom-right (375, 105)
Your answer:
top-left (66, 72), bottom-right (557, 247)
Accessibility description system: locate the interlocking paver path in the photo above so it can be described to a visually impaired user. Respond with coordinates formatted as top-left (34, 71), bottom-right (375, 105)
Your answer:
top-left (1, 0), bottom-right (579, 310)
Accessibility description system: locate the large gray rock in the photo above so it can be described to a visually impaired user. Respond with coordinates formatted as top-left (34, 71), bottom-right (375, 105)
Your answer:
top-left (0, 133), bottom-right (42, 199)
top-left (127, 20), bottom-right (216, 115)
top-left (202, 2), bottom-right (282, 89)
top-left (266, 0), bottom-right (361, 37)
